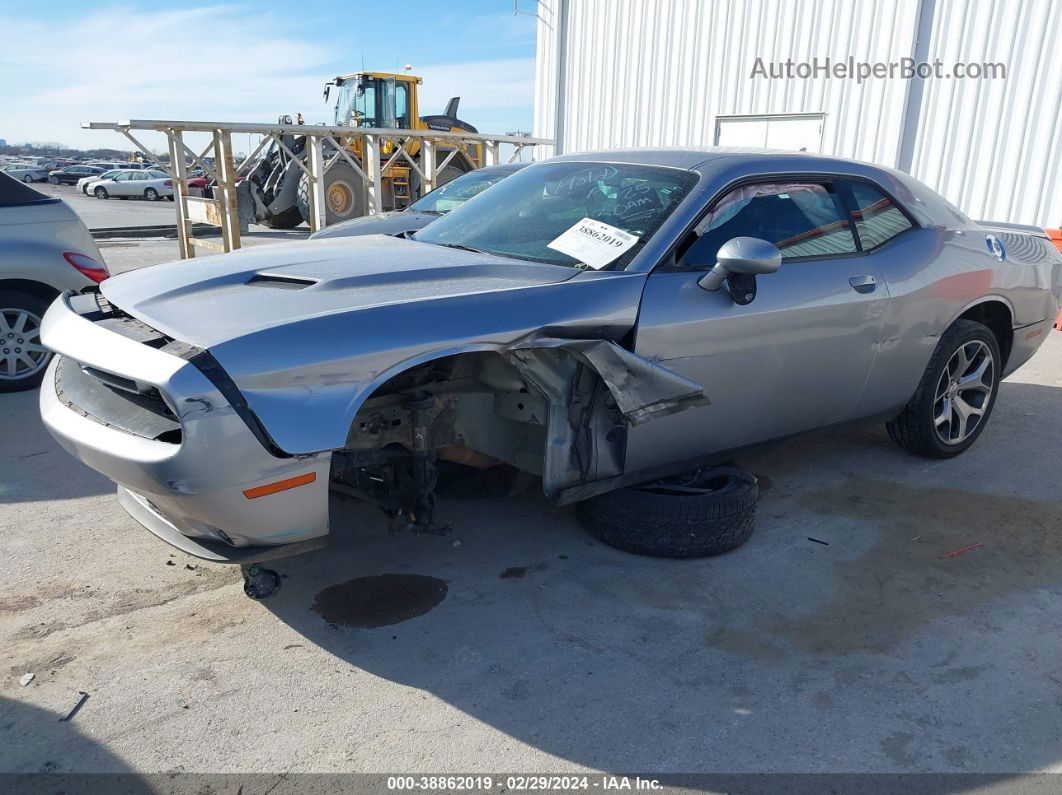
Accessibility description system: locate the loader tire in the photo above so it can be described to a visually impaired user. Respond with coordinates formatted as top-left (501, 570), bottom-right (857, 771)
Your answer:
top-left (262, 206), bottom-right (304, 229)
top-left (297, 161), bottom-right (363, 228)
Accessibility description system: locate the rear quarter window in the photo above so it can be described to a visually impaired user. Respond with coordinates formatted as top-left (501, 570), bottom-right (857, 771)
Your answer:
top-left (845, 181), bottom-right (915, 250)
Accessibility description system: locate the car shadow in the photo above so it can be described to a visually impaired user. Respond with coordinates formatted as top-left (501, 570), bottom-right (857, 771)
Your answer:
top-left (253, 380), bottom-right (1062, 775)
top-left (0, 695), bottom-right (136, 776)
top-left (0, 390), bottom-right (112, 503)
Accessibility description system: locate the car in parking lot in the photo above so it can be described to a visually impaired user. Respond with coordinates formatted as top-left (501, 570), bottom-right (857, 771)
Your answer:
top-left (39, 148), bottom-right (1062, 584)
top-left (310, 162), bottom-right (528, 240)
top-left (0, 173), bottom-right (108, 391)
top-left (0, 163), bottom-right (50, 183)
top-left (77, 168), bottom-right (124, 195)
top-left (87, 170), bottom-right (174, 201)
top-left (49, 164), bottom-right (107, 185)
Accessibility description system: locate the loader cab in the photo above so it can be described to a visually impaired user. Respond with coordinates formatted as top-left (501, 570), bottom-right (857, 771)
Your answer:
top-left (328, 72), bottom-right (421, 130)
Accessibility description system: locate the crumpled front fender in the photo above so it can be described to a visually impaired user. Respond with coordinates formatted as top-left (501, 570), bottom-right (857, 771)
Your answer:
top-left (506, 337), bottom-right (709, 426)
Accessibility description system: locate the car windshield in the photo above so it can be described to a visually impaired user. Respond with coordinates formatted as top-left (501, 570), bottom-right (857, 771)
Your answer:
top-left (413, 162), bottom-right (697, 269)
top-left (408, 169), bottom-right (516, 214)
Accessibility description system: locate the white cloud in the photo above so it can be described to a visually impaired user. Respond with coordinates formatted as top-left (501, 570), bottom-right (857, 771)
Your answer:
top-left (0, 4), bottom-right (337, 151)
top-left (0, 4), bottom-right (535, 152)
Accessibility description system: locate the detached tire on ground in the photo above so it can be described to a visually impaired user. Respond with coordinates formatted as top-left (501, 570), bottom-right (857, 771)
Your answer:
top-left (576, 467), bottom-right (759, 558)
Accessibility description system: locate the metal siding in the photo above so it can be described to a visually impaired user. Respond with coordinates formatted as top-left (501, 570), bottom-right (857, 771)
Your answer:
top-left (535, 0), bottom-right (1062, 226)
top-left (910, 0), bottom-right (1062, 226)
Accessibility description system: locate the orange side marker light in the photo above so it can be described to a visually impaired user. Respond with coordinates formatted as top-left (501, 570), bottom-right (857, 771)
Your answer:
top-left (243, 472), bottom-right (317, 499)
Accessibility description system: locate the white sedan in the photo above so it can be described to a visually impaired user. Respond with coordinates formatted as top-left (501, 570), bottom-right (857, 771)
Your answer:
top-left (86, 170), bottom-right (174, 201)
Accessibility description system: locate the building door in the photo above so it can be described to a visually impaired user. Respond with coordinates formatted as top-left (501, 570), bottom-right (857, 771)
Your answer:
top-left (715, 114), bottom-right (825, 153)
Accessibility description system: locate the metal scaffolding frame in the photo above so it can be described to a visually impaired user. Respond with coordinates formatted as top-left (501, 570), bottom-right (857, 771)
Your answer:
top-left (84, 119), bottom-right (552, 259)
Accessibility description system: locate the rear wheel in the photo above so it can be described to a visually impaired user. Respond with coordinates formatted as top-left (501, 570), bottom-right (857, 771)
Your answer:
top-left (576, 467), bottom-right (759, 558)
top-left (144, 187), bottom-right (159, 201)
top-left (0, 291), bottom-right (52, 393)
top-left (297, 160), bottom-right (364, 227)
top-left (23, 175), bottom-right (33, 183)
top-left (94, 186), bottom-right (108, 199)
top-left (886, 319), bottom-right (1001, 458)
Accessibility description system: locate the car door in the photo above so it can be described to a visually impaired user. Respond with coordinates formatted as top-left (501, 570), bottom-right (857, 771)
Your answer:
top-left (112, 172), bottom-right (136, 195)
top-left (626, 178), bottom-right (889, 472)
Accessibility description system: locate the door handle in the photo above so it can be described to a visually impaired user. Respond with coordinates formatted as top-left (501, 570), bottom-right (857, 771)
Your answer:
top-left (849, 275), bottom-right (877, 293)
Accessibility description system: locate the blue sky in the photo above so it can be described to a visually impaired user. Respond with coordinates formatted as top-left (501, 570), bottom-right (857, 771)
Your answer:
top-left (0, 0), bottom-right (537, 153)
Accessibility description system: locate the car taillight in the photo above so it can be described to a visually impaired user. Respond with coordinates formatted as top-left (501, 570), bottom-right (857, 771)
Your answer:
top-left (164, 180), bottom-right (173, 187)
top-left (63, 252), bottom-right (110, 284)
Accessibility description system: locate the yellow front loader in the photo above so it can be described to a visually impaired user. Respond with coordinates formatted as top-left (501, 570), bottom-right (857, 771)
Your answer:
top-left (246, 71), bottom-right (484, 229)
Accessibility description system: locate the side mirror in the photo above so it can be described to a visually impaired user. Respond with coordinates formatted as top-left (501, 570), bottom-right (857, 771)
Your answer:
top-left (697, 236), bottom-right (782, 292)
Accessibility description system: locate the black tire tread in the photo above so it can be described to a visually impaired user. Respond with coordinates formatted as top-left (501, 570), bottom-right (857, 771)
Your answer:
top-left (576, 475), bottom-right (758, 558)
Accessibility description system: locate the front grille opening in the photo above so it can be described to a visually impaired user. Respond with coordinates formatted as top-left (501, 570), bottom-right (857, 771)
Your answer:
top-left (56, 357), bottom-right (182, 443)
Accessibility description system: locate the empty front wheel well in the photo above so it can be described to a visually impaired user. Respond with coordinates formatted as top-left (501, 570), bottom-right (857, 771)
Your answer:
top-left (957, 301), bottom-right (1012, 368)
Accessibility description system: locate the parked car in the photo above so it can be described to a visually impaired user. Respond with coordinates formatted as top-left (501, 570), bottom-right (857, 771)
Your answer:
top-left (310, 162), bottom-right (529, 240)
top-left (39, 149), bottom-right (1062, 594)
top-left (87, 161), bottom-right (140, 171)
top-left (49, 164), bottom-right (107, 185)
top-left (77, 169), bottom-right (125, 194)
top-left (87, 170), bottom-right (174, 201)
top-left (0, 174), bottom-right (108, 392)
top-left (0, 163), bottom-right (50, 183)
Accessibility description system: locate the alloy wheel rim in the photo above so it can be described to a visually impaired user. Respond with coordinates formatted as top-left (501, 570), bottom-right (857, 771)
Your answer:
top-left (933, 340), bottom-right (994, 445)
top-left (0, 308), bottom-right (49, 381)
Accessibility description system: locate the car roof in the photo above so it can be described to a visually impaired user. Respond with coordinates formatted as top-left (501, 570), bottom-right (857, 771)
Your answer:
top-left (476, 162), bottom-right (530, 176)
top-left (545, 146), bottom-right (897, 173)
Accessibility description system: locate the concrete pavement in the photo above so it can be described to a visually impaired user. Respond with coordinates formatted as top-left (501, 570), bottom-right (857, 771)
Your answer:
top-left (3, 318), bottom-right (1062, 776)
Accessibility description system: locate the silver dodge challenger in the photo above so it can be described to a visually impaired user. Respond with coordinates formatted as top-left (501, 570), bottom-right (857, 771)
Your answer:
top-left (39, 148), bottom-right (1062, 586)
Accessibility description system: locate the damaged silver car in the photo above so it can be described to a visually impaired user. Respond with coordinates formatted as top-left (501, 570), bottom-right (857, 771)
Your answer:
top-left (39, 149), bottom-right (1062, 594)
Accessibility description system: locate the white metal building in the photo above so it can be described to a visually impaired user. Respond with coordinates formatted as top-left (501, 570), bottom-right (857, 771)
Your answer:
top-left (533, 0), bottom-right (1062, 227)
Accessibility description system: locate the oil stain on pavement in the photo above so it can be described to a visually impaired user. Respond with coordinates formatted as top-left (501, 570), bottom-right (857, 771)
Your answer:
top-left (311, 574), bottom-right (447, 629)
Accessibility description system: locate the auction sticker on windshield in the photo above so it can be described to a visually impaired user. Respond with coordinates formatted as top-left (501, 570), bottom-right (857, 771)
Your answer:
top-left (547, 218), bottom-right (640, 269)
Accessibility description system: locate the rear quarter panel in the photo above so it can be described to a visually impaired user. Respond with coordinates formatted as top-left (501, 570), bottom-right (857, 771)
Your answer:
top-left (0, 202), bottom-right (101, 293)
top-left (863, 224), bottom-right (1062, 413)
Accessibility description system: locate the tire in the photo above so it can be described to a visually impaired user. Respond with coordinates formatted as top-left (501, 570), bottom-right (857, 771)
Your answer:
top-left (410, 162), bottom-right (469, 201)
top-left (297, 160), bottom-right (363, 227)
top-left (49, 176), bottom-right (60, 185)
top-left (262, 205), bottom-right (304, 229)
top-left (0, 290), bottom-right (53, 393)
top-left (94, 187), bottom-right (108, 199)
top-left (144, 188), bottom-right (159, 201)
top-left (576, 467), bottom-right (759, 558)
top-left (886, 319), bottom-right (1001, 458)
top-left (23, 175), bottom-right (33, 183)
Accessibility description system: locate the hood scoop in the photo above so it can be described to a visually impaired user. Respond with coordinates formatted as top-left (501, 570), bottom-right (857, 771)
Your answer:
top-left (246, 273), bottom-right (318, 290)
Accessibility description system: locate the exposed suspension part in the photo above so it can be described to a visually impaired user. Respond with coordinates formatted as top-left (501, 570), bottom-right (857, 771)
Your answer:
top-left (400, 390), bottom-right (448, 535)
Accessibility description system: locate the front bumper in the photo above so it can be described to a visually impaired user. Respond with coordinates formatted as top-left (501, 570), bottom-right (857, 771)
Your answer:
top-left (39, 291), bottom-right (331, 563)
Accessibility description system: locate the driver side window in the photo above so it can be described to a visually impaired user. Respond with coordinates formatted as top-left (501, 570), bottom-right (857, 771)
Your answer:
top-left (677, 181), bottom-right (856, 270)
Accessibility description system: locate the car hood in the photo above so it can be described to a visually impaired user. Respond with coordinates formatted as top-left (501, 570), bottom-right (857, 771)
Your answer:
top-left (308, 210), bottom-right (439, 240)
top-left (101, 234), bottom-right (581, 349)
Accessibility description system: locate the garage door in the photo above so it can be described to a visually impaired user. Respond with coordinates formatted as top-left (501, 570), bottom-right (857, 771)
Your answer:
top-left (715, 114), bottom-right (825, 153)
